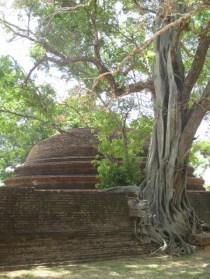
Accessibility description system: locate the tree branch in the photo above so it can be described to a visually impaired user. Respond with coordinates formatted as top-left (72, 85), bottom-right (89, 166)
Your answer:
top-left (181, 42), bottom-right (194, 58)
top-left (179, 81), bottom-right (210, 159)
top-left (46, 55), bottom-right (97, 66)
top-left (0, 107), bottom-right (46, 121)
top-left (3, 7), bottom-right (206, 100)
top-left (86, 2), bottom-right (125, 96)
top-left (132, 0), bottom-right (156, 14)
top-left (0, 107), bottom-right (66, 134)
top-left (116, 79), bottom-right (155, 97)
top-left (54, 4), bottom-right (87, 13)
top-left (122, 60), bottom-right (151, 76)
top-left (24, 57), bottom-right (47, 84)
top-left (1, 18), bottom-right (96, 66)
top-left (1, 10), bottom-right (197, 99)
top-left (116, 7), bottom-right (208, 74)
top-left (3, 18), bottom-right (152, 97)
top-left (91, 6), bottom-right (208, 95)
top-left (92, 65), bottom-right (154, 96)
top-left (183, 21), bottom-right (210, 102)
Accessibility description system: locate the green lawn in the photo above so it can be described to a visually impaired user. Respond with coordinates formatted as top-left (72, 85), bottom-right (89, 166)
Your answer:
top-left (0, 251), bottom-right (210, 279)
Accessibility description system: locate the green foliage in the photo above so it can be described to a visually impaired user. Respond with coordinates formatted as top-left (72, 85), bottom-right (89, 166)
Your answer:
top-left (12, 0), bottom-right (209, 109)
top-left (93, 114), bottom-right (153, 189)
top-left (0, 62), bottom-right (153, 187)
top-left (94, 158), bottom-right (142, 188)
top-left (189, 140), bottom-right (210, 189)
top-left (57, 93), bottom-right (153, 188)
top-left (13, 0), bottom-right (153, 92)
top-left (0, 56), bottom-right (56, 180)
top-left (181, 8), bottom-right (210, 95)
top-left (30, 44), bottom-right (46, 60)
top-left (189, 140), bottom-right (210, 170)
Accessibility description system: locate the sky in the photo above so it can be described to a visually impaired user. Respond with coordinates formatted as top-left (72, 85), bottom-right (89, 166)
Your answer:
top-left (0, 0), bottom-right (72, 101)
top-left (0, 0), bottom-right (210, 184)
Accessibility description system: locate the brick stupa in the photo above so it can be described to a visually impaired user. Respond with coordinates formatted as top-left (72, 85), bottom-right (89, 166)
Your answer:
top-left (5, 128), bottom-right (99, 189)
top-left (4, 128), bottom-right (205, 191)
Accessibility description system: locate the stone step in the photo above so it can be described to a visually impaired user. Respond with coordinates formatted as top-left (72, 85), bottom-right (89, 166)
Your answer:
top-left (15, 161), bottom-right (97, 176)
top-left (187, 177), bottom-right (205, 191)
top-left (4, 175), bottom-right (98, 189)
top-left (0, 234), bottom-right (153, 266)
top-left (190, 233), bottom-right (210, 246)
top-left (0, 245), bottom-right (148, 267)
top-left (187, 166), bottom-right (195, 176)
top-left (187, 177), bottom-right (205, 186)
top-left (10, 169), bottom-right (204, 190)
top-left (26, 145), bottom-right (98, 162)
top-left (25, 156), bottom-right (100, 164)
top-left (187, 185), bottom-right (206, 191)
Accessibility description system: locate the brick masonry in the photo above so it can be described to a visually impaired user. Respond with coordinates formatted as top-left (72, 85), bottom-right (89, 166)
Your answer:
top-left (0, 187), bottom-right (209, 267)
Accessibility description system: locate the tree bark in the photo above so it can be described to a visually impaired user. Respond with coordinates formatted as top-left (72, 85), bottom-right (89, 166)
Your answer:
top-left (139, 15), bottom-right (202, 255)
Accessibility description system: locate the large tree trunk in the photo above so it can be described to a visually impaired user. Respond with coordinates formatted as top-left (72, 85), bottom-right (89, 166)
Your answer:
top-left (139, 14), bottom-right (202, 255)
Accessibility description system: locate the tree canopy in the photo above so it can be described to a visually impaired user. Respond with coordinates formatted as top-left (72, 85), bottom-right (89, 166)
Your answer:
top-left (1, 1), bottom-right (208, 99)
top-left (0, 55), bottom-right (57, 179)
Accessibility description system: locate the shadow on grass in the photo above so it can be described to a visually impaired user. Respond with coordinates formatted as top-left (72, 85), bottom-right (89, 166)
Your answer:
top-left (0, 254), bottom-right (210, 279)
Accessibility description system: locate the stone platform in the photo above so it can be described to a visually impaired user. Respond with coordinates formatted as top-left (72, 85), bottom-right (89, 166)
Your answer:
top-left (0, 188), bottom-right (210, 267)
top-left (0, 188), bottom-right (155, 267)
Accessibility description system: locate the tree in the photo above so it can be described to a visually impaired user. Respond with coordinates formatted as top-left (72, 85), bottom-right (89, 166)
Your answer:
top-left (0, 55), bottom-right (57, 180)
top-left (190, 140), bottom-right (210, 188)
top-left (1, 0), bottom-right (210, 254)
top-left (89, 99), bottom-right (153, 188)
top-left (0, 55), bottom-right (150, 183)
top-left (53, 92), bottom-right (153, 187)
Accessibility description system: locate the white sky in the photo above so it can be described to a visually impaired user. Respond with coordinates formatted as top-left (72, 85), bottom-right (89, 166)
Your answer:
top-left (0, 0), bottom-right (72, 101)
top-left (0, 0), bottom-right (210, 184)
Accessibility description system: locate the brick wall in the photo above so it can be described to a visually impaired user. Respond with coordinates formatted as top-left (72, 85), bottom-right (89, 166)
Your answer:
top-left (0, 187), bottom-right (209, 267)
top-left (188, 191), bottom-right (210, 224)
top-left (0, 188), bottom-right (154, 267)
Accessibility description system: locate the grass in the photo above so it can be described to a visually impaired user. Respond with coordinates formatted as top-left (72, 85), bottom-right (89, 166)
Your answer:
top-left (0, 250), bottom-right (210, 279)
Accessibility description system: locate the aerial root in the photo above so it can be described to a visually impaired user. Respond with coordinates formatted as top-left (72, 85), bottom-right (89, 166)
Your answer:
top-left (149, 227), bottom-right (196, 256)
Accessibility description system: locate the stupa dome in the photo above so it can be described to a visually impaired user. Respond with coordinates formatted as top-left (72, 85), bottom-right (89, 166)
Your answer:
top-left (4, 128), bottom-right (99, 189)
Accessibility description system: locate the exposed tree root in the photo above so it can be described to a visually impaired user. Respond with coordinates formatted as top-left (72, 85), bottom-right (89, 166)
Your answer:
top-left (129, 191), bottom-right (202, 256)
top-left (134, 213), bottom-right (197, 256)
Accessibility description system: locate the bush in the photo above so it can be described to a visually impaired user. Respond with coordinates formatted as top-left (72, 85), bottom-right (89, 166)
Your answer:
top-left (93, 115), bottom-right (153, 189)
